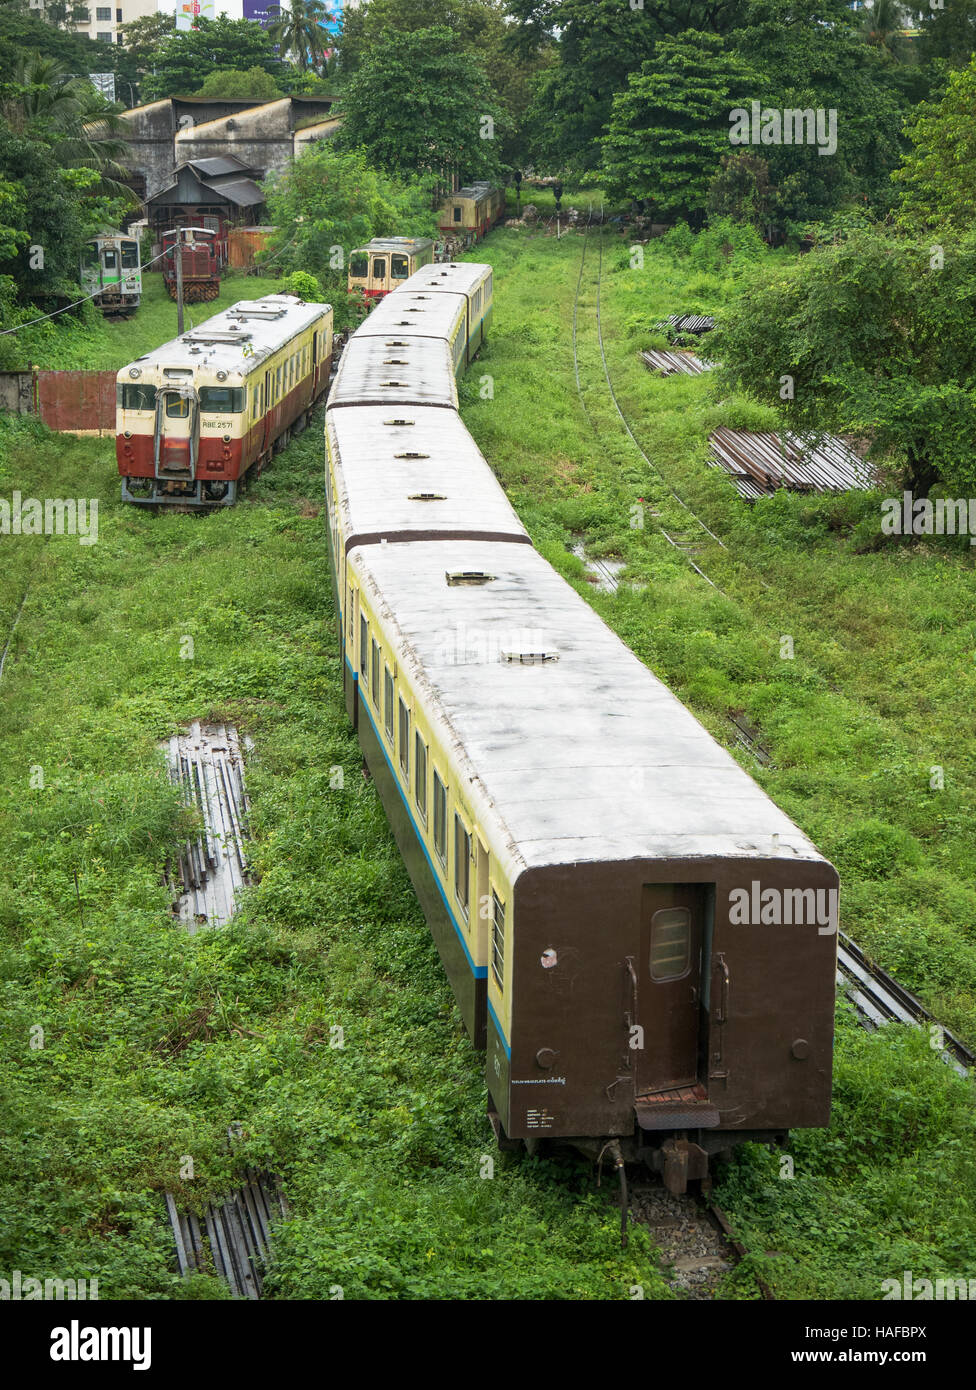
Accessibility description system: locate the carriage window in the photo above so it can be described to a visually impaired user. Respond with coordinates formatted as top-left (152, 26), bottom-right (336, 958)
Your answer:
top-left (453, 206), bottom-right (462, 223)
top-left (347, 584), bottom-right (354, 640)
top-left (165, 395), bottom-right (190, 418)
top-left (121, 383), bottom-right (156, 411)
top-left (491, 892), bottom-right (505, 990)
top-left (359, 615), bottom-right (368, 677)
top-left (383, 667), bottom-right (394, 743)
top-left (371, 639), bottom-right (380, 706)
top-left (391, 254), bottom-right (409, 279)
top-left (199, 386), bottom-right (244, 413)
top-left (433, 772), bottom-right (447, 865)
top-left (649, 908), bottom-right (692, 982)
top-left (414, 734), bottom-right (427, 822)
top-left (350, 254), bottom-right (368, 279)
top-left (121, 242), bottom-right (139, 269)
top-left (454, 815), bottom-right (470, 916)
top-left (398, 698), bottom-right (409, 776)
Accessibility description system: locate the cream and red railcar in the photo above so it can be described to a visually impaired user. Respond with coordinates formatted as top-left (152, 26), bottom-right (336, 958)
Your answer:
top-left (117, 295), bottom-right (333, 507)
top-left (347, 237), bottom-right (435, 302)
top-left (324, 262), bottom-right (838, 1196)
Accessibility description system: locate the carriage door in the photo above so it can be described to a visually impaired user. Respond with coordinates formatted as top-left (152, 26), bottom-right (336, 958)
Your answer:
top-left (370, 256), bottom-right (387, 296)
top-left (635, 883), bottom-right (706, 1094)
top-left (154, 385), bottom-right (198, 479)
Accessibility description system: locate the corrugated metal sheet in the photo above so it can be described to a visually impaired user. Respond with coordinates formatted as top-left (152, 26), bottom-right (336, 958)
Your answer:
top-left (35, 370), bottom-right (117, 434)
top-left (163, 721), bottom-right (252, 932)
top-left (641, 349), bottom-right (711, 376)
top-left (708, 427), bottom-right (875, 499)
top-left (656, 314), bottom-right (715, 336)
top-left (166, 1168), bottom-right (288, 1299)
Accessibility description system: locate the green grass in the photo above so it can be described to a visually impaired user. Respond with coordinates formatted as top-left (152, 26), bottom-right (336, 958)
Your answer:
top-left (0, 411), bottom-right (670, 1301)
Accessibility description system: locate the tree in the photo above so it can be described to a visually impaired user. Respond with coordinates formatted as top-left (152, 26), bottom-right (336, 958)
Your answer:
top-left (267, 0), bottom-right (334, 74)
top-left (918, 0), bottom-right (976, 69)
top-left (261, 144), bottom-right (437, 326)
top-left (138, 17), bottom-right (289, 101)
top-left (601, 32), bottom-right (756, 225)
top-left (894, 55), bottom-right (976, 231)
top-left (860, 0), bottom-right (911, 63)
top-left (707, 229), bottom-right (976, 495)
top-left (334, 25), bottom-right (504, 182)
top-left (707, 150), bottom-right (775, 232)
top-left (195, 67), bottom-right (282, 101)
top-left (2, 54), bottom-right (133, 197)
top-left (507, 0), bottom-right (751, 172)
top-left (0, 2), bottom-right (94, 81)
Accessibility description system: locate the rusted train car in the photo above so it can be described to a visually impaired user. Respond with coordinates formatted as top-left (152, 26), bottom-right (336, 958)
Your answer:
top-left (323, 264), bottom-right (838, 1195)
top-left (118, 294), bottom-right (333, 508)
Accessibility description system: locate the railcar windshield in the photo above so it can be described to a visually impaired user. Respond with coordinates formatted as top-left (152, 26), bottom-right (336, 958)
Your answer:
top-left (350, 253), bottom-right (368, 278)
top-left (82, 243), bottom-right (99, 268)
top-left (391, 254), bottom-right (409, 279)
top-left (119, 383), bottom-right (156, 411)
top-left (198, 386), bottom-right (245, 413)
top-left (121, 242), bottom-right (139, 268)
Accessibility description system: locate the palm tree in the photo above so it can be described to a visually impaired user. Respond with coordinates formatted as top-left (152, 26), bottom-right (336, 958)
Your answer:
top-left (3, 53), bottom-right (134, 199)
top-left (860, 0), bottom-right (911, 62)
top-left (267, 0), bottom-right (335, 75)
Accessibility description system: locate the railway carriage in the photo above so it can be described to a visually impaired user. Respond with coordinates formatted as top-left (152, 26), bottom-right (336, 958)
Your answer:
top-left (118, 294), bottom-right (333, 507)
top-left (81, 231), bottom-right (142, 316)
top-left (437, 183), bottom-right (505, 246)
top-left (324, 261), bottom-right (838, 1195)
top-left (347, 237), bottom-right (436, 301)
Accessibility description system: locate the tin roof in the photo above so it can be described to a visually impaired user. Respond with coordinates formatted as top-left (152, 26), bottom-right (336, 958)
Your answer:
top-left (327, 335), bottom-right (457, 409)
top-left (353, 289), bottom-right (468, 342)
top-left (353, 539), bottom-right (828, 872)
top-left (327, 405), bottom-right (528, 548)
top-left (399, 262), bottom-right (491, 297)
top-left (353, 238), bottom-right (435, 254)
top-left (118, 295), bottom-right (331, 382)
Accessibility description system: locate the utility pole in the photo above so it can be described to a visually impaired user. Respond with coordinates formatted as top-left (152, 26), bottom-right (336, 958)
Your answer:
top-left (163, 226), bottom-right (215, 337)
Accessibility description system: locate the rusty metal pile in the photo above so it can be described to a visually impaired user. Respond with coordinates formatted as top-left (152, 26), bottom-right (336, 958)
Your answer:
top-left (641, 348), bottom-right (712, 377)
top-left (656, 313), bottom-right (715, 336)
top-left (162, 721), bottom-right (252, 931)
top-left (708, 427), bottom-right (876, 500)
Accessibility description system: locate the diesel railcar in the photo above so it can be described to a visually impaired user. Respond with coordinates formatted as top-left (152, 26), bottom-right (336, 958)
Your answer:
top-left (323, 266), bottom-right (838, 1196)
top-left (347, 237), bottom-right (436, 301)
top-left (81, 231), bottom-right (142, 316)
top-left (437, 183), bottom-right (505, 247)
top-left (118, 294), bottom-right (333, 508)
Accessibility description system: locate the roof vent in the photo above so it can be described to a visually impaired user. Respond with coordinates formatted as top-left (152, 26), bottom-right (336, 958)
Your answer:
top-left (381, 380), bottom-right (409, 387)
top-left (446, 571), bottom-right (495, 586)
top-left (383, 358), bottom-right (409, 365)
top-left (501, 648), bottom-right (559, 665)
top-left (383, 418), bottom-right (414, 426)
top-left (384, 341), bottom-right (409, 347)
top-left (408, 493), bottom-right (446, 501)
top-left (394, 451), bottom-right (430, 459)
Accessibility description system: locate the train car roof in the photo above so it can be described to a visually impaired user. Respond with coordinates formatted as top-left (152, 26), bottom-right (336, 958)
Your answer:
top-left (327, 405), bottom-right (529, 548)
top-left (327, 336), bottom-right (457, 409)
top-left (352, 289), bottom-right (468, 341)
top-left (401, 262), bottom-right (492, 296)
top-left (118, 295), bottom-right (332, 380)
top-left (352, 539), bottom-right (829, 872)
top-left (352, 237), bottom-right (435, 254)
